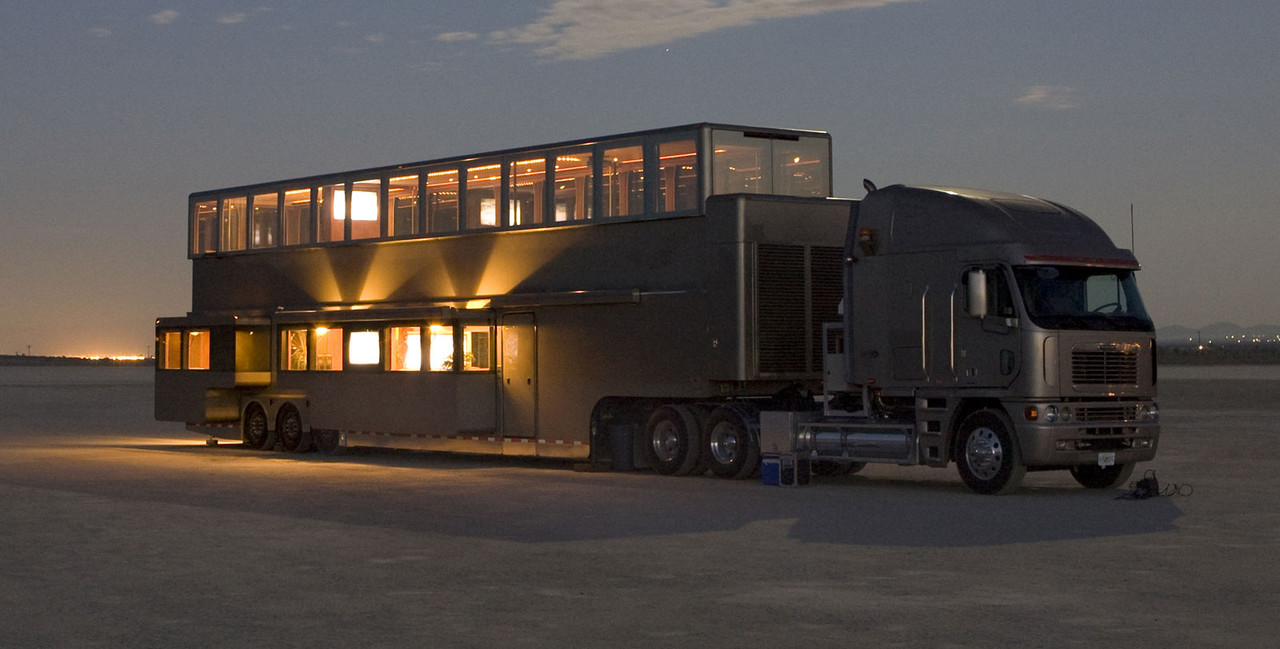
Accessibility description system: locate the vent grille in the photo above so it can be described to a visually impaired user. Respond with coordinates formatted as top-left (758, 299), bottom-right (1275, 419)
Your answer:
top-left (757, 245), bottom-right (806, 373)
top-left (1074, 405), bottom-right (1139, 422)
top-left (810, 246), bottom-right (844, 369)
top-left (1072, 348), bottom-right (1140, 386)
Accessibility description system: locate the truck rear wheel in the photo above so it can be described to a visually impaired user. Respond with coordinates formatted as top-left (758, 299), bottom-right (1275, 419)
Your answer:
top-left (277, 405), bottom-right (312, 453)
top-left (644, 405), bottom-right (705, 476)
top-left (704, 405), bottom-right (759, 479)
top-left (1069, 463), bottom-right (1134, 489)
top-left (243, 404), bottom-right (275, 450)
top-left (955, 410), bottom-right (1025, 495)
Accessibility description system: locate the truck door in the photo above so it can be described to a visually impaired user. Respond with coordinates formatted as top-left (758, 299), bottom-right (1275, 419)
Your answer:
top-left (500, 313), bottom-right (537, 438)
top-left (953, 265), bottom-right (1021, 386)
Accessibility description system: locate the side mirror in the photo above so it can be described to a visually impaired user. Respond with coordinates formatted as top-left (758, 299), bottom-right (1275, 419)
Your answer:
top-left (967, 269), bottom-right (988, 319)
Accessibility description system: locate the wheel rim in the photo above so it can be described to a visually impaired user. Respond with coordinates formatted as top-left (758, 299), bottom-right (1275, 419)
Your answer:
top-left (964, 427), bottom-right (1004, 481)
top-left (708, 421), bottom-right (740, 465)
top-left (651, 420), bottom-right (680, 463)
top-left (280, 412), bottom-right (302, 450)
top-left (245, 410), bottom-right (267, 447)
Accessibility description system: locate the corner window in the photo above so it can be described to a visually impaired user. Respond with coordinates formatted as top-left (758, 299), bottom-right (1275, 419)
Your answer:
top-left (160, 331), bottom-right (182, 369)
top-left (193, 201), bottom-right (218, 255)
top-left (186, 330), bottom-right (211, 370)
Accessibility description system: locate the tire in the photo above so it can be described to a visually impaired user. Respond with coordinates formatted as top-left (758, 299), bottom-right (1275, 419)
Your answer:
top-left (312, 428), bottom-right (344, 455)
top-left (643, 405), bottom-right (705, 476)
top-left (277, 406), bottom-right (312, 453)
top-left (954, 410), bottom-right (1025, 495)
top-left (704, 405), bottom-right (760, 479)
top-left (1069, 462), bottom-right (1134, 489)
top-left (243, 404), bottom-right (276, 450)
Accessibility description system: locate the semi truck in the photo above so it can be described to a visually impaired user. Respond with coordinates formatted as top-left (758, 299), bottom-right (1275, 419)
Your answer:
top-left (155, 124), bottom-right (1158, 495)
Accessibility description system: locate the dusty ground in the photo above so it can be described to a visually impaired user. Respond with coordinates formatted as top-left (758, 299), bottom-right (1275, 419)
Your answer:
top-left (1, 371), bottom-right (1276, 647)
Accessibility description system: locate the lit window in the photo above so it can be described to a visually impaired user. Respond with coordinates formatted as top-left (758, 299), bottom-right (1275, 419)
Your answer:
top-left (282, 189), bottom-right (312, 246)
top-left (315, 327), bottom-right (343, 370)
top-left (603, 144), bottom-right (643, 217)
top-left (187, 330), bottom-right (210, 370)
top-left (251, 192), bottom-right (279, 249)
top-left (281, 328), bottom-right (308, 371)
top-left (553, 149), bottom-right (593, 222)
top-left (348, 330), bottom-right (381, 366)
top-left (221, 197), bottom-right (247, 251)
top-left (161, 331), bottom-right (182, 370)
top-left (657, 139), bottom-right (697, 212)
top-left (427, 324), bottom-right (454, 371)
top-left (388, 175), bottom-right (420, 237)
top-left (465, 162), bottom-right (501, 229)
top-left (192, 201), bottom-right (218, 255)
top-left (508, 158), bottom-right (545, 226)
top-left (462, 325), bottom-right (491, 371)
top-left (389, 326), bottom-right (421, 371)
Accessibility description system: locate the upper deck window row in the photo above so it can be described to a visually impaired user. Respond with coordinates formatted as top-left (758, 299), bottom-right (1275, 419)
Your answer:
top-left (191, 127), bottom-right (830, 257)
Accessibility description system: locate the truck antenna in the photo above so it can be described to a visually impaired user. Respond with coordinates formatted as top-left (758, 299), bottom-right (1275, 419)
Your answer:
top-left (863, 179), bottom-right (877, 194)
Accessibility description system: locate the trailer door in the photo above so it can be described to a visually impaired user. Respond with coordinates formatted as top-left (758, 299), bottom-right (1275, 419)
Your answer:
top-left (500, 313), bottom-right (537, 438)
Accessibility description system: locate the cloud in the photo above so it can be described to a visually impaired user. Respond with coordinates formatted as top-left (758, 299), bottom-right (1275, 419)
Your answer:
top-left (150, 10), bottom-right (179, 25)
top-left (217, 12), bottom-right (248, 25)
top-left (87, 26), bottom-right (112, 38)
top-left (1015, 85), bottom-right (1078, 110)
top-left (365, 33), bottom-right (389, 44)
top-left (437, 31), bottom-right (480, 43)
top-left (489, 0), bottom-right (920, 60)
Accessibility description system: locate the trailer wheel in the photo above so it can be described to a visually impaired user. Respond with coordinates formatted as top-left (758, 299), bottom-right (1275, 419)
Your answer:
top-left (705, 405), bottom-right (759, 479)
top-left (277, 405), bottom-right (312, 453)
top-left (955, 410), bottom-right (1025, 495)
top-left (1069, 463), bottom-right (1134, 489)
top-left (243, 404), bottom-right (275, 450)
top-left (643, 405), bottom-right (704, 476)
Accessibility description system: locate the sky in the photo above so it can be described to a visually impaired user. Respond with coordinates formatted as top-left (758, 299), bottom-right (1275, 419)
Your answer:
top-left (1, 0), bottom-right (1277, 356)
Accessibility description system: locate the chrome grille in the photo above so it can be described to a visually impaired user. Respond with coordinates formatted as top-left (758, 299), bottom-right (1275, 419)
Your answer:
top-left (1072, 347), bottom-right (1140, 386)
top-left (1074, 405), bottom-right (1139, 422)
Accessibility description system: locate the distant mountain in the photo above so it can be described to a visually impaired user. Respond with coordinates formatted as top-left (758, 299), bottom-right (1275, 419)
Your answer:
top-left (1157, 322), bottom-right (1280, 346)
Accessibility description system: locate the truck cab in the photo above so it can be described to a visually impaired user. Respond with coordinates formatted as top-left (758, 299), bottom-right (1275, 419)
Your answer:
top-left (793, 184), bottom-right (1159, 494)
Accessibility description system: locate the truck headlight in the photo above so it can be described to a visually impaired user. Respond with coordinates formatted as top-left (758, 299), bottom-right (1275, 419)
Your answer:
top-left (1140, 403), bottom-right (1159, 421)
top-left (1044, 405), bottom-right (1059, 423)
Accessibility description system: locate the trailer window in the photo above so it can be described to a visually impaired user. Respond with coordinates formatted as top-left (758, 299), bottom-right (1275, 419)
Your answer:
top-left (193, 201), bottom-right (218, 255)
top-left (465, 161), bottom-right (502, 229)
top-left (553, 149), bottom-right (593, 222)
top-left (282, 189), bottom-right (312, 246)
top-left (657, 139), bottom-right (697, 212)
top-left (315, 327), bottom-right (343, 370)
top-left (509, 157), bottom-right (546, 226)
top-left (348, 179), bottom-right (382, 240)
top-left (281, 328), bottom-right (308, 371)
top-left (463, 325), bottom-right (492, 371)
top-left (348, 330), bottom-right (381, 366)
top-left (389, 175), bottom-right (420, 237)
top-left (603, 143), bottom-right (644, 217)
top-left (426, 168), bottom-right (459, 233)
top-left (186, 330), bottom-right (210, 370)
top-left (427, 324), bottom-right (454, 371)
top-left (389, 325), bottom-right (421, 371)
top-left (221, 197), bottom-right (247, 252)
top-left (317, 184), bottom-right (345, 243)
top-left (251, 192), bottom-right (279, 249)
top-left (160, 331), bottom-right (182, 370)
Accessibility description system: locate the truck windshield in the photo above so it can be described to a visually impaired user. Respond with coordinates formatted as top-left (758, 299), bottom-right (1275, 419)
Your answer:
top-left (1014, 266), bottom-right (1153, 332)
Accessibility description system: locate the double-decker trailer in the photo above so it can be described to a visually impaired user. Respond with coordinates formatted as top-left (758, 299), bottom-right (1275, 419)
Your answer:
top-left (156, 124), bottom-right (843, 474)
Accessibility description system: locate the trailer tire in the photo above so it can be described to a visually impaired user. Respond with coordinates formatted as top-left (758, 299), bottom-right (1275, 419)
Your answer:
top-left (277, 405), bottom-right (312, 453)
top-left (955, 410), bottom-right (1025, 495)
top-left (1069, 462), bottom-right (1134, 489)
top-left (704, 405), bottom-right (759, 479)
top-left (643, 405), bottom-right (704, 476)
top-left (243, 404), bottom-right (275, 450)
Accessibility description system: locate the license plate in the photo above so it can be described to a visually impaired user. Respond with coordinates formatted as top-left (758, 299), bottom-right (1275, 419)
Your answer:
top-left (1097, 452), bottom-right (1116, 468)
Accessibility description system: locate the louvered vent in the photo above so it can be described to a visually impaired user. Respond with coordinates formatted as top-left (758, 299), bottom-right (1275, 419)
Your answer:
top-left (757, 245), bottom-right (806, 373)
top-left (1072, 348), bottom-right (1140, 386)
top-left (809, 246), bottom-right (844, 369)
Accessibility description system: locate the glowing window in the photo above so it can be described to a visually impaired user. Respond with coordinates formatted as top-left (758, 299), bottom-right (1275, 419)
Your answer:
top-left (426, 168), bottom-right (459, 233)
top-left (389, 326), bottom-right (421, 371)
top-left (221, 197), bottom-right (247, 251)
top-left (388, 175), bottom-right (420, 237)
top-left (603, 144), bottom-right (643, 217)
top-left (348, 179), bottom-right (383, 240)
top-left (427, 324), bottom-right (454, 372)
top-left (250, 192), bottom-right (279, 249)
top-left (553, 149), bottom-right (593, 222)
top-left (462, 325), bottom-right (491, 371)
top-left (280, 328), bottom-right (308, 371)
top-left (465, 162), bottom-right (501, 229)
top-left (317, 185), bottom-right (344, 243)
top-left (658, 139), bottom-right (698, 213)
top-left (314, 327), bottom-right (343, 370)
top-left (508, 157), bottom-right (546, 226)
top-left (161, 331), bottom-right (182, 370)
top-left (282, 189), bottom-right (312, 246)
top-left (193, 201), bottom-right (218, 255)
top-left (348, 330), bottom-right (381, 366)
top-left (186, 330), bottom-right (210, 370)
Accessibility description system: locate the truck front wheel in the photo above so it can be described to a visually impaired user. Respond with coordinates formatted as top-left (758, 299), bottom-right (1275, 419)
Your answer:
top-left (1069, 463), bottom-right (1134, 489)
top-left (955, 410), bottom-right (1025, 495)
